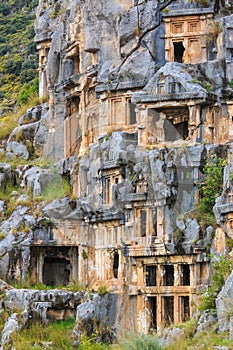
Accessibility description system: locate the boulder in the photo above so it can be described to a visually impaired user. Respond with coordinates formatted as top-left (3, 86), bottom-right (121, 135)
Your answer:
top-left (216, 271), bottom-right (233, 333)
top-left (0, 313), bottom-right (20, 349)
top-left (6, 141), bottom-right (29, 160)
top-left (73, 292), bottom-right (117, 344)
top-left (195, 310), bottom-right (217, 336)
top-left (157, 327), bottom-right (185, 348)
top-left (43, 198), bottom-right (76, 219)
top-left (0, 163), bottom-right (12, 187)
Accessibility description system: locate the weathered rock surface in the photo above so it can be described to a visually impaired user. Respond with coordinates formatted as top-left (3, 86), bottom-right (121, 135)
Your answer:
top-left (0, 163), bottom-right (12, 187)
top-left (195, 311), bottom-right (218, 336)
top-left (43, 198), bottom-right (76, 219)
top-left (157, 327), bottom-right (185, 348)
top-left (1, 0), bottom-right (233, 345)
top-left (216, 271), bottom-right (233, 333)
top-left (73, 293), bottom-right (117, 345)
top-left (0, 313), bottom-right (21, 349)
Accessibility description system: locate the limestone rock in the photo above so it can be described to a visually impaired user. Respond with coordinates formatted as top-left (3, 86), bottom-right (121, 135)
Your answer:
top-left (157, 327), bottom-right (185, 348)
top-left (195, 311), bottom-right (217, 336)
top-left (216, 271), bottom-right (233, 333)
top-left (23, 167), bottom-right (63, 197)
top-left (0, 200), bottom-right (4, 213)
top-left (0, 163), bottom-right (12, 187)
top-left (18, 104), bottom-right (48, 126)
top-left (43, 198), bottom-right (76, 219)
top-left (182, 219), bottom-right (200, 253)
top-left (0, 313), bottom-right (25, 349)
top-left (73, 293), bottom-right (117, 344)
top-left (119, 50), bottom-right (155, 83)
top-left (6, 141), bottom-right (29, 160)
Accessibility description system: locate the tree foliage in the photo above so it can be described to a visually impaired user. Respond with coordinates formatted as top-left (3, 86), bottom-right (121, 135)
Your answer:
top-left (199, 155), bottom-right (225, 214)
top-left (0, 0), bottom-right (38, 112)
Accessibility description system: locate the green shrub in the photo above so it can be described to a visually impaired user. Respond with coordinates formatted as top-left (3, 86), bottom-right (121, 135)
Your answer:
top-left (97, 285), bottom-right (109, 296)
top-left (11, 318), bottom-right (76, 350)
top-left (17, 77), bottom-right (38, 105)
top-left (79, 334), bottom-right (110, 350)
top-left (199, 155), bottom-right (225, 214)
top-left (200, 255), bottom-right (233, 312)
top-left (41, 175), bottom-right (71, 203)
top-left (0, 114), bottom-right (18, 140)
top-left (118, 333), bottom-right (162, 350)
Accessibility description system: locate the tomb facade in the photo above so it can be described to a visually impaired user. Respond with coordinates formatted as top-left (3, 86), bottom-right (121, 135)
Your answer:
top-left (31, 0), bottom-right (233, 332)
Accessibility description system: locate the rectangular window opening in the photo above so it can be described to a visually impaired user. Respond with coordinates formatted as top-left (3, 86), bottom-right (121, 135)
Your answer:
top-left (148, 297), bottom-right (157, 329)
top-left (180, 296), bottom-right (190, 322)
top-left (103, 177), bottom-right (111, 204)
top-left (140, 210), bottom-right (147, 237)
top-left (128, 100), bottom-right (137, 124)
top-left (181, 264), bottom-right (190, 286)
top-left (173, 41), bottom-right (185, 63)
top-left (163, 296), bottom-right (174, 327)
top-left (146, 266), bottom-right (157, 286)
top-left (163, 265), bottom-right (174, 286)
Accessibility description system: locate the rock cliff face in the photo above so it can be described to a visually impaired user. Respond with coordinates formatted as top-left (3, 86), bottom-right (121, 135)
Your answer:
top-left (1, 0), bottom-right (233, 345)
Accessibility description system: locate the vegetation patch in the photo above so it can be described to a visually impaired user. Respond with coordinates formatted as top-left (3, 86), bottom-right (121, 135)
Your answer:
top-left (200, 255), bottom-right (233, 312)
top-left (116, 333), bottom-right (162, 350)
top-left (41, 175), bottom-right (71, 203)
top-left (0, 1), bottom-right (38, 113)
top-left (97, 285), bottom-right (109, 296)
top-left (187, 154), bottom-right (225, 233)
top-left (11, 318), bottom-right (76, 350)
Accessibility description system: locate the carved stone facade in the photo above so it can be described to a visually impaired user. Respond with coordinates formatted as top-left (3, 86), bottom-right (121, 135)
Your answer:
top-left (31, 0), bottom-right (233, 333)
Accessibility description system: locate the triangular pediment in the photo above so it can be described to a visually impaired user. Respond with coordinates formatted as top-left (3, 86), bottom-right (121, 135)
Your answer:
top-left (132, 62), bottom-right (213, 104)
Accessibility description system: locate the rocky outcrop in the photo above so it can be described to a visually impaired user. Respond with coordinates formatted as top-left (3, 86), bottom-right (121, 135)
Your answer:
top-left (73, 293), bottom-right (117, 346)
top-left (0, 281), bottom-right (117, 349)
top-left (1, 0), bottom-right (233, 345)
top-left (216, 271), bottom-right (233, 333)
top-left (157, 327), bottom-right (185, 348)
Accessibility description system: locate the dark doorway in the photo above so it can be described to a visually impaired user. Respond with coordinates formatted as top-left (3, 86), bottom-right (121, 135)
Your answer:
top-left (163, 265), bottom-right (174, 286)
top-left (163, 296), bottom-right (174, 326)
top-left (148, 297), bottom-right (157, 329)
top-left (164, 119), bottom-right (188, 141)
top-left (180, 296), bottom-right (190, 322)
top-left (173, 41), bottom-right (185, 63)
top-left (181, 265), bottom-right (190, 286)
top-left (43, 257), bottom-right (70, 286)
top-left (140, 210), bottom-right (147, 237)
top-left (174, 120), bottom-right (189, 140)
top-left (128, 100), bottom-right (137, 124)
top-left (113, 251), bottom-right (119, 278)
top-left (146, 266), bottom-right (157, 286)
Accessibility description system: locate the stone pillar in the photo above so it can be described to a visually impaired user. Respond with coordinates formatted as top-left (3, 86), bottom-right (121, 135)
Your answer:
top-left (174, 264), bottom-right (180, 286)
top-left (190, 264), bottom-right (195, 289)
top-left (39, 71), bottom-right (48, 99)
top-left (137, 261), bottom-right (144, 289)
top-left (157, 264), bottom-right (162, 287)
top-left (36, 41), bottom-right (51, 99)
top-left (137, 294), bottom-right (143, 332)
top-left (71, 248), bottom-right (79, 282)
top-left (164, 18), bottom-right (171, 62)
top-left (200, 14), bottom-right (210, 63)
top-left (157, 295), bottom-right (162, 332)
top-left (136, 261), bottom-right (144, 332)
top-left (174, 295), bottom-right (179, 324)
top-left (188, 104), bottom-right (201, 142)
top-left (157, 206), bottom-right (164, 239)
top-left (137, 106), bottom-right (148, 146)
top-left (38, 250), bottom-right (44, 284)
